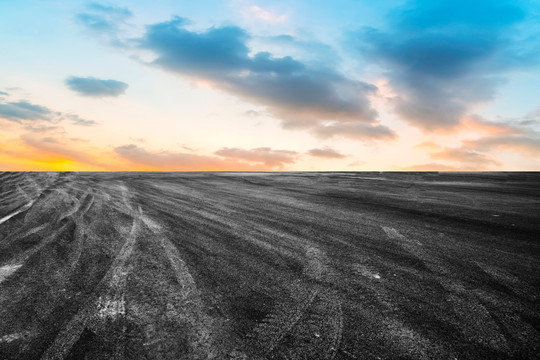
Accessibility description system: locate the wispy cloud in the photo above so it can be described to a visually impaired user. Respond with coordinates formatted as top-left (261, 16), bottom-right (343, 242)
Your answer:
top-left (115, 144), bottom-right (278, 171)
top-left (307, 147), bottom-right (346, 159)
top-left (0, 100), bottom-right (55, 122)
top-left (214, 147), bottom-right (297, 168)
top-left (464, 136), bottom-right (540, 155)
top-left (430, 147), bottom-right (499, 167)
top-left (400, 163), bottom-right (463, 171)
top-left (0, 97), bottom-right (96, 127)
top-left (65, 76), bottom-right (128, 97)
top-left (314, 123), bottom-right (396, 141)
top-left (76, 2), bottom-right (132, 41)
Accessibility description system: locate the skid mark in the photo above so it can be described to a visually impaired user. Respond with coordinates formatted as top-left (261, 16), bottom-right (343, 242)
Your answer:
top-left (382, 226), bottom-right (422, 246)
top-left (380, 227), bottom-right (508, 350)
top-left (473, 289), bottom-right (540, 350)
top-left (0, 264), bottom-right (22, 283)
top-left (253, 289), bottom-right (343, 360)
top-left (382, 319), bottom-right (434, 360)
top-left (445, 292), bottom-right (508, 351)
top-left (353, 263), bottom-right (381, 280)
top-left (381, 226), bottom-right (449, 275)
top-left (0, 200), bottom-right (34, 225)
top-left (97, 299), bottom-right (126, 319)
top-left (57, 191), bottom-right (83, 222)
top-left (304, 246), bottom-right (337, 283)
top-left (16, 223), bottom-right (49, 239)
top-left (475, 261), bottom-right (538, 301)
top-left (246, 246), bottom-right (343, 359)
top-left (251, 286), bottom-right (319, 355)
top-left (77, 193), bottom-right (95, 219)
top-left (5, 220), bottom-right (73, 267)
top-left (141, 211), bottom-right (218, 359)
top-left (0, 331), bottom-right (30, 343)
top-left (41, 214), bottom-right (141, 360)
top-left (305, 247), bottom-right (327, 281)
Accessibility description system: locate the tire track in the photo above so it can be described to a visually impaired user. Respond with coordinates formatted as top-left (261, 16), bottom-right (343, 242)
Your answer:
top-left (381, 225), bottom-right (509, 352)
top-left (0, 185), bottom-right (36, 226)
top-left (67, 192), bottom-right (95, 271)
top-left (245, 246), bottom-right (343, 359)
top-left (381, 226), bottom-right (447, 275)
top-left (140, 213), bottom-right (218, 360)
top-left (0, 264), bottom-right (23, 284)
top-left (0, 201), bottom-right (35, 225)
top-left (41, 212), bottom-right (141, 360)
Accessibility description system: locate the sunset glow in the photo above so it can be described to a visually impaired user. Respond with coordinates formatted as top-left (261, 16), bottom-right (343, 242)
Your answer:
top-left (1, 0), bottom-right (539, 171)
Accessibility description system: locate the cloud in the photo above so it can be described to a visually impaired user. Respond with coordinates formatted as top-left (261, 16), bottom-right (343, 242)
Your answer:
top-left (458, 109), bottom-right (540, 157)
top-left (0, 91), bottom-right (8, 96)
top-left (0, 98), bottom-right (96, 126)
top-left (115, 144), bottom-right (275, 171)
top-left (307, 147), bottom-right (346, 159)
top-left (354, 0), bottom-right (538, 130)
top-left (64, 114), bottom-right (98, 126)
top-left (401, 163), bottom-right (463, 171)
top-left (128, 17), bottom-right (390, 141)
top-left (65, 76), bottom-right (128, 97)
top-left (214, 147), bottom-right (297, 168)
top-left (244, 109), bottom-right (264, 118)
top-left (462, 115), bottom-right (523, 135)
top-left (76, 3), bottom-right (132, 37)
top-left (22, 124), bottom-right (61, 133)
top-left (19, 134), bottom-right (106, 168)
top-left (0, 100), bottom-right (55, 122)
top-left (430, 147), bottom-right (499, 167)
top-left (414, 141), bottom-right (441, 150)
top-left (313, 123), bottom-right (396, 141)
top-left (464, 135), bottom-right (540, 155)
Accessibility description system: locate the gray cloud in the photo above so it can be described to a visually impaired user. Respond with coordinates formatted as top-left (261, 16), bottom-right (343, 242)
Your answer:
top-left (109, 16), bottom-right (392, 141)
top-left (0, 100), bottom-right (55, 122)
top-left (354, 0), bottom-right (538, 130)
top-left (0, 98), bottom-right (96, 127)
top-left (65, 76), bottom-right (128, 97)
top-left (137, 18), bottom-right (378, 125)
top-left (314, 123), bottom-right (396, 141)
top-left (65, 114), bottom-right (98, 126)
top-left (214, 147), bottom-right (297, 168)
top-left (307, 147), bottom-right (346, 159)
top-left (244, 110), bottom-right (264, 118)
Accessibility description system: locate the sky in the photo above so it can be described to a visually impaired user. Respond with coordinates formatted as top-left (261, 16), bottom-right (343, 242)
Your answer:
top-left (1, 0), bottom-right (539, 171)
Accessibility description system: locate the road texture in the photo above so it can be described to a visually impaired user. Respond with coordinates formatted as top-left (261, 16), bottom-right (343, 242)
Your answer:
top-left (0, 172), bottom-right (539, 359)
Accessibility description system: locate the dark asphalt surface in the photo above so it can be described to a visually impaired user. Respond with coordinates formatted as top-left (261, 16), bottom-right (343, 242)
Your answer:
top-left (0, 172), bottom-right (539, 359)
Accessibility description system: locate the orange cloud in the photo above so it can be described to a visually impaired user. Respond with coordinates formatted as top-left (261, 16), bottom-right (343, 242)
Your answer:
top-left (115, 144), bottom-right (290, 171)
top-left (414, 141), bottom-right (441, 150)
top-left (462, 115), bottom-right (520, 135)
top-left (429, 147), bottom-right (499, 169)
top-left (400, 163), bottom-right (464, 171)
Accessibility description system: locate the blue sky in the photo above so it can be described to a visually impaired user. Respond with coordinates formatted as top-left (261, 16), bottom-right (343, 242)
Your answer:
top-left (1, 0), bottom-right (539, 170)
